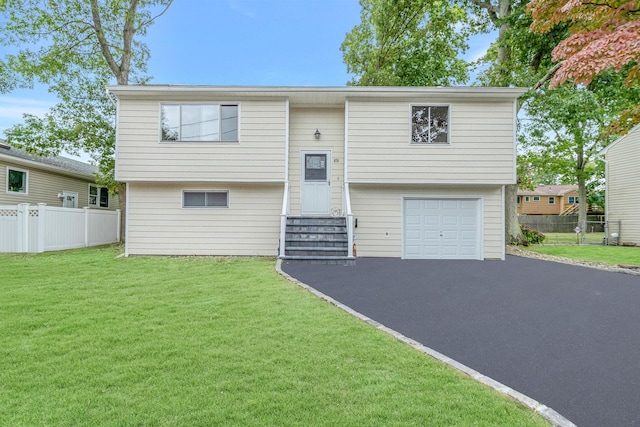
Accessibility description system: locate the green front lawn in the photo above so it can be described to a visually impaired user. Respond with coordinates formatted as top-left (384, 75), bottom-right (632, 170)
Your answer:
top-left (1, 246), bottom-right (548, 426)
top-left (524, 244), bottom-right (640, 266)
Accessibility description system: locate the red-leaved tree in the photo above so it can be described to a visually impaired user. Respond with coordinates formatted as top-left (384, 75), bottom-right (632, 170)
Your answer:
top-left (528, 0), bottom-right (640, 133)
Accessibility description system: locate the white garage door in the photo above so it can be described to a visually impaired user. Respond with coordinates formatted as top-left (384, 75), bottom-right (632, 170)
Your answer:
top-left (403, 198), bottom-right (480, 260)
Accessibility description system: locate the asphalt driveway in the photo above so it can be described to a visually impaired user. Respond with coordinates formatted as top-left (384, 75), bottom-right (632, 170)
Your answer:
top-left (281, 255), bottom-right (640, 427)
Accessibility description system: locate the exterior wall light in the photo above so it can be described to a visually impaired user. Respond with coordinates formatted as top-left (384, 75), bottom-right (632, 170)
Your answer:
top-left (314, 129), bottom-right (321, 139)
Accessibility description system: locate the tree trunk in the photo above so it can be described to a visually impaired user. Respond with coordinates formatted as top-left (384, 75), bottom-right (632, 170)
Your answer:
top-left (577, 173), bottom-right (587, 242)
top-left (505, 184), bottom-right (522, 244)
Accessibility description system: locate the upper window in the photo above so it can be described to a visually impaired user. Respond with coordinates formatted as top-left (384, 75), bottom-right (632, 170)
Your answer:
top-left (533, 196), bottom-right (541, 202)
top-left (411, 105), bottom-right (449, 144)
top-left (183, 191), bottom-right (229, 208)
top-left (161, 104), bottom-right (238, 142)
top-left (7, 168), bottom-right (27, 194)
top-left (517, 196), bottom-right (522, 204)
top-left (568, 196), bottom-right (578, 204)
top-left (548, 196), bottom-right (555, 204)
top-left (89, 184), bottom-right (109, 208)
top-left (525, 196), bottom-right (530, 202)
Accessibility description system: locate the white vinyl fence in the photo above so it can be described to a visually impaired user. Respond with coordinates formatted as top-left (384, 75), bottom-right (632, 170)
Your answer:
top-left (0, 203), bottom-right (121, 253)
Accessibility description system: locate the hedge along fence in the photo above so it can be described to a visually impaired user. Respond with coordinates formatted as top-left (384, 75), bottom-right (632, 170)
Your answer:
top-left (0, 203), bottom-right (121, 253)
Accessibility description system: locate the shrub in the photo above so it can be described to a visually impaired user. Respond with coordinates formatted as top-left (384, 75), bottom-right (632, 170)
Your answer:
top-left (520, 225), bottom-right (546, 245)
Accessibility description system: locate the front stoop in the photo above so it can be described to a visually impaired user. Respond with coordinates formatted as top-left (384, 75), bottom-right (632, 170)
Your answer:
top-left (281, 216), bottom-right (355, 266)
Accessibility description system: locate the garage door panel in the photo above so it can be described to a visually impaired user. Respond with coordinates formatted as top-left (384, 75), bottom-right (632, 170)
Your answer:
top-left (424, 215), bottom-right (440, 225)
top-left (442, 215), bottom-right (459, 226)
top-left (403, 198), bottom-right (480, 260)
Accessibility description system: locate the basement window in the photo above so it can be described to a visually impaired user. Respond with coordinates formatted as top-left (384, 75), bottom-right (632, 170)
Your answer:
top-left (183, 191), bottom-right (229, 208)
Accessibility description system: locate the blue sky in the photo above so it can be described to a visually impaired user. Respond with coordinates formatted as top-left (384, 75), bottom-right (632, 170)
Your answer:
top-left (0, 0), bottom-right (496, 137)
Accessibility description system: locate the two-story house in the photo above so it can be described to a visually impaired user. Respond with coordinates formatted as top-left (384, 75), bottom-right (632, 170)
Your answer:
top-left (109, 86), bottom-right (525, 260)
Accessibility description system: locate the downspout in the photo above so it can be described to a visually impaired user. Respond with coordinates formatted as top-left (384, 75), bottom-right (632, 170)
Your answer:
top-left (344, 99), bottom-right (354, 258)
top-left (595, 151), bottom-right (609, 243)
top-left (279, 98), bottom-right (290, 258)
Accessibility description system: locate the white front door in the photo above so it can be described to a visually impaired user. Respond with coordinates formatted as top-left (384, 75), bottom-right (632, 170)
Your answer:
top-left (301, 151), bottom-right (331, 215)
top-left (62, 191), bottom-right (78, 208)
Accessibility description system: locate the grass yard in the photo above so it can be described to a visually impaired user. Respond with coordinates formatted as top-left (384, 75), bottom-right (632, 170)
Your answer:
top-left (525, 244), bottom-right (640, 266)
top-left (0, 246), bottom-right (549, 426)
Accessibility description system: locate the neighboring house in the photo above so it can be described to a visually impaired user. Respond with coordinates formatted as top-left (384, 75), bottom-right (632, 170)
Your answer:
top-left (599, 124), bottom-right (640, 246)
top-left (0, 141), bottom-right (117, 209)
top-left (109, 85), bottom-right (525, 260)
top-left (517, 185), bottom-right (579, 215)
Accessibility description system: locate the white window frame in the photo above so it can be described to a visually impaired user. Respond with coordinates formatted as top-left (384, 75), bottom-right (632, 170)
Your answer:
top-left (525, 196), bottom-right (530, 202)
top-left (533, 196), bottom-right (540, 202)
top-left (410, 104), bottom-right (450, 145)
top-left (88, 184), bottom-right (109, 208)
top-left (182, 190), bottom-right (229, 209)
top-left (548, 196), bottom-right (555, 204)
top-left (160, 103), bottom-right (239, 143)
top-left (6, 167), bottom-right (28, 195)
top-left (517, 196), bottom-right (521, 204)
top-left (568, 196), bottom-right (578, 204)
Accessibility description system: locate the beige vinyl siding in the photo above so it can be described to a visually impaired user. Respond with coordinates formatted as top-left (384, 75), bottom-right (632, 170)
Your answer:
top-left (347, 100), bottom-right (515, 184)
top-left (606, 127), bottom-right (640, 245)
top-left (116, 99), bottom-right (287, 182)
top-left (288, 107), bottom-right (344, 216)
top-left (126, 182), bottom-right (282, 255)
top-left (0, 160), bottom-right (111, 208)
top-left (349, 185), bottom-right (504, 259)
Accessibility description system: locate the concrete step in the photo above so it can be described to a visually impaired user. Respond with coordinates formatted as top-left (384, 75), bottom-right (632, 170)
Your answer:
top-left (285, 240), bottom-right (348, 248)
top-left (285, 249), bottom-right (348, 257)
top-left (286, 216), bottom-right (346, 226)
top-left (281, 256), bottom-right (355, 266)
top-left (286, 225), bottom-right (347, 233)
top-left (285, 233), bottom-right (347, 240)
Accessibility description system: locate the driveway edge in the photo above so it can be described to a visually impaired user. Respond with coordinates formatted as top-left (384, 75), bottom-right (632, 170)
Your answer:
top-left (276, 259), bottom-right (576, 427)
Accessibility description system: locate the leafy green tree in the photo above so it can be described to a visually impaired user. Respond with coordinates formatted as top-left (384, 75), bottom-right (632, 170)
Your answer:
top-left (0, 0), bottom-right (173, 239)
top-left (528, 0), bottom-right (640, 134)
top-left (341, 0), bottom-right (471, 86)
top-left (519, 74), bottom-right (639, 230)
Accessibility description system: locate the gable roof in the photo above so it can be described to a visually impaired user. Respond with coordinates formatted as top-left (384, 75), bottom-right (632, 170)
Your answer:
top-left (0, 141), bottom-right (97, 180)
top-left (518, 185), bottom-right (578, 197)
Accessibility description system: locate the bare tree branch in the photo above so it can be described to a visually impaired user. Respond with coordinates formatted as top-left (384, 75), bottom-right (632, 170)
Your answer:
top-left (533, 61), bottom-right (563, 90)
top-left (138, 0), bottom-right (174, 29)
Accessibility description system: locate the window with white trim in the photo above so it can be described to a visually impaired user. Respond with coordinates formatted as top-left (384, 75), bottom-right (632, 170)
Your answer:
top-left (525, 196), bottom-right (530, 202)
top-left (89, 184), bottom-right (109, 208)
top-left (411, 105), bottom-right (449, 144)
top-left (548, 196), bottom-right (555, 204)
top-left (568, 196), bottom-right (578, 204)
top-left (183, 191), bottom-right (229, 208)
top-left (7, 168), bottom-right (27, 194)
top-left (517, 196), bottom-right (522, 204)
top-left (533, 196), bottom-right (540, 202)
top-left (161, 104), bottom-right (238, 142)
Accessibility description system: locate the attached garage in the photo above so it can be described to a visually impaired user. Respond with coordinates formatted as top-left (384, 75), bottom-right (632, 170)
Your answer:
top-left (403, 198), bottom-right (482, 260)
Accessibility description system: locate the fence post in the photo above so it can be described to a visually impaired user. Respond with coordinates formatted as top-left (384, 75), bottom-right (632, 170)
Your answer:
top-left (116, 209), bottom-right (121, 243)
top-left (16, 203), bottom-right (29, 252)
top-left (84, 207), bottom-right (90, 247)
top-left (37, 203), bottom-right (46, 253)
